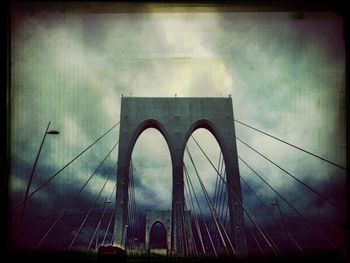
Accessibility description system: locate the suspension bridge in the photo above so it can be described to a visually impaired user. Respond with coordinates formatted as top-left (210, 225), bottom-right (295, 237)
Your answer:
top-left (8, 97), bottom-right (346, 262)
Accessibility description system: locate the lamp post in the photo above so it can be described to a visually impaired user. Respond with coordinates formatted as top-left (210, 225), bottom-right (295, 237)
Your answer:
top-left (271, 197), bottom-right (289, 244)
top-left (19, 121), bottom-right (59, 231)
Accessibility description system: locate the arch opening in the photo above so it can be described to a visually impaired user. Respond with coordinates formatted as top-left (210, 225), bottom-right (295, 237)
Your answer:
top-left (183, 128), bottom-right (230, 256)
top-left (130, 128), bottom-right (172, 247)
top-left (149, 221), bottom-right (168, 249)
top-left (127, 119), bottom-right (174, 166)
top-left (183, 128), bottom-right (226, 216)
top-left (132, 128), bottom-right (172, 211)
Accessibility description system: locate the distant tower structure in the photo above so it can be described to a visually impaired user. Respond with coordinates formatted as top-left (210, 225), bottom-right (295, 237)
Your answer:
top-left (113, 97), bottom-right (247, 256)
top-left (144, 210), bottom-right (194, 256)
top-left (145, 210), bottom-right (172, 253)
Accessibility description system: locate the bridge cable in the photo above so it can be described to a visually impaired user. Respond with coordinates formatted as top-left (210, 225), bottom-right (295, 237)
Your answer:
top-left (127, 163), bottom-right (132, 250)
top-left (87, 196), bottom-right (109, 250)
top-left (211, 154), bottom-right (226, 238)
top-left (191, 135), bottom-right (281, 257)
top-left (131, 160), bottom-right (138, 230)
top-left (185, 146), bottom-right (236, 257)
top-left (178, 200), bottom-right (188, 256)
top-left (238, 156), bottom-right (336, 249)
top-left (215, 166), bottom-right (228, 250)
top-left (173, 202), bottom-right (183, 255)
top-left (212, 158), bottom-right (227, 252)
top-left (68, 154), bottom-right (119, 250)
top-left (234, 119), bottom-right (346, 170)
top-left (219, 161), bottom-right (230, 242)
top-left (210, 151), bottom-right (222, 234)
top-left (184, 173), bottom-right (206, 255)
top-left (218, 182), bottom-right (230, 255)
top-left (35, 140), bottom-right (119, 249)
top-left (184, 166), bottom-right (207, 256)
top-left (223, 200), bottom-right (229, 231)
top-left (182, 190), bottom-right (191, 256)
top-left (184, 164), bottom-right (218, 258)
top-left (132, 162), bottom-right (138, 247)
top-left (211, 151), bottom-right (224, 229)
top-left (88, 183), bottom-right (117, 250)
top-left (212, 151), bottom-right (221, 213)
top-left (181, 201), bottom-right (190, 256)
top-left (236, 137), bottom-right (339, 210)
top-left (102, 203), bottom-right (117, 246)
top-left (210, 151), bottom-right (280, 256)
top-left (191, 233), bottom-right (199, 256)
top-left (247, 226), bottom-right (267, 259)
top-left (184, 184), bottom-right (199, 256)
top-left (240, 175), bottom-right (304, 254)
top-left (127, 160), bottom-right (137, 251)
top-left (9, 121), bottom-right (120, 213)
top-left (130, 163), bottom-right (136, 250)
top-left (186, 147), bottom-right (231, 256)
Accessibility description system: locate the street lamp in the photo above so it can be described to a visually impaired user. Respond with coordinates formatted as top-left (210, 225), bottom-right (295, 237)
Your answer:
top-left (46, 130), bottom-right (60, 135)
top-left (19, 121), bottom-right (60, 230)
top-left (271, 197), bottom-right (289, 243)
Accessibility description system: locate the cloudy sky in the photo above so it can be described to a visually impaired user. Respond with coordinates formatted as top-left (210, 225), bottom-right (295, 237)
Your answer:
top-left (9, 2), bottom-right (346, 255)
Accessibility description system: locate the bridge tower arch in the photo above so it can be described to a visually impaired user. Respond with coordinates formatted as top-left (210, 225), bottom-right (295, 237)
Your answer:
top-left (145, 210), bottom-right (172, 252)
top-left (113, 97), bottom-right (247, 256)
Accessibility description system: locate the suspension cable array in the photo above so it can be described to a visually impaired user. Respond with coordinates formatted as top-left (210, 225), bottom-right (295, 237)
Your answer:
top-left (239, 175), bottom-right (304, 253)
top-left (193, 133), bottom-right (341, 253)
top-left (87, 182), bottom-right (116, 250)
top-left (183, 164), bottom-right (217, 257)
top-left (10, 122), bottom-right (120, 213)
top-left (126, 160), bottom-right (138, 251)
top-left (236, 137), bottom-right (339, 209)
top-left (15, 116), bottom-right (345, 259)
top-left (234, 119), bottom-right (346, 170)
top-left (183, 166), bottom-right (206, 256)
top-left (190, 135), bottom-right (281, 256)
top-left (102, 203), bottom-right (117, 246)
top-left (238, 156), bottom-right (336, 249)
top-left (185, 146), bottom-right (236, 257)
top-left (67, 157), bottom-right (119, 250)
top-left (35, 140), bottom-right (119, 249)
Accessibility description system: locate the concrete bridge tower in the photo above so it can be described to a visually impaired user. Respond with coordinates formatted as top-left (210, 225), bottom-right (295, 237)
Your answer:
top-left (113, 97), bottom-right (247, 256)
